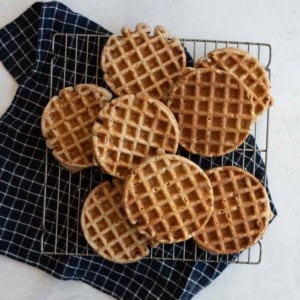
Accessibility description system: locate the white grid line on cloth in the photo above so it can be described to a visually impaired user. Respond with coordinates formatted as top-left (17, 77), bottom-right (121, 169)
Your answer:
top-left (14, 163), bottom-right (46, 258)
top-left (0, 8), bottom-right (40, 41)
top-left (140, 261), bottom-right (181, 299)
top-left (0, 34), bottom-right (33, 75)
top-left (1, 32), bottom-right (37, 65)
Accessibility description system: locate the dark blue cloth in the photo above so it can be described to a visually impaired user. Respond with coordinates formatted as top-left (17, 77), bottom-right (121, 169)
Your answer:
top-left (0, 2), bottom-right (277, 300)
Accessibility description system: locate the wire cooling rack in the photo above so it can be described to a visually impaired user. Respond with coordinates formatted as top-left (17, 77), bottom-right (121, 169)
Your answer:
top-left (41, 33), bottom-right (271, 264)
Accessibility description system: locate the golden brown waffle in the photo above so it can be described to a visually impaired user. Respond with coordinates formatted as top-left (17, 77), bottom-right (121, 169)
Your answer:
top-left (41, 84), bottom-right (112, 172)
top-left (81, 179), bottom-right (150, 263)
top-left (167, 67), bottom-right (255, 157)
top-left (123, 154), bottom-right (214, 244)
top-left (101, 23), bottom-right (186, 99)
top-left (194, 166), bottom-right (271, 255)
top-left (194, 57), bottom-right (211, 68)
top-left (195, 48), bottom-right (273, 116)
top-left (93, 94), bottom-right (179, 178)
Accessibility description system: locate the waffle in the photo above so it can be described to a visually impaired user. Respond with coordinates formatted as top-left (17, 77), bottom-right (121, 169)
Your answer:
top-left (81, 179), bottom-right (150, 263)
top-left (93, 94), bottom-right (179, 178)
top-left (195, 48), bottom-right (273, 116)
top-left (101, 23), bottom-right (186, 100)
top-left (194, 166), bottom-right (272, 255)
top-left (123, 154), bottom-right (214, 244)
top-left (194, 57), bottom-right (211, 68)
top-left (41, 84), bottom-right (112, 172)
top-left (167, 67), bottom-right (255, 157)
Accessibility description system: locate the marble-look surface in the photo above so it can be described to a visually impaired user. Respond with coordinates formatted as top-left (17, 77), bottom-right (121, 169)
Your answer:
top-left (0, 0), bottom-right (299, 299)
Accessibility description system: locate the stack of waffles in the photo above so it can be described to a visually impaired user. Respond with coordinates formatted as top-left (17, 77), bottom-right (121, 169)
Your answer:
top-left (41, 24), bottom-right (273, 263)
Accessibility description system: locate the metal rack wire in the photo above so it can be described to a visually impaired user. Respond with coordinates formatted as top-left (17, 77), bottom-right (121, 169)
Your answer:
top-left (41, 33), bottom-right (271, 264)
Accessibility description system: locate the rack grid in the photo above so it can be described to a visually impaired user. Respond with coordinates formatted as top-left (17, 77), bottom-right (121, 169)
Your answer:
top-left (41, 33), bottom-right (271, 265)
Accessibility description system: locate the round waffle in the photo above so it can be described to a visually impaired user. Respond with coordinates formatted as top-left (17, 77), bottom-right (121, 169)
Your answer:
top-left (93, 94), bottom-right (180, 178)
top-left (123, 154), bottom-right (214, 244)
top-left (101, 23), bottom-right (186, 100)
top-left (81, 179), bottom-right (150, 263)
top-left (195, 48), bottom-right (273, 116)
top-left (41, 84), bottom-right (112, 172)
top-left (167, 67), bottom-right (255, 157)
top-left (194, 166), bottom-right (272, 255)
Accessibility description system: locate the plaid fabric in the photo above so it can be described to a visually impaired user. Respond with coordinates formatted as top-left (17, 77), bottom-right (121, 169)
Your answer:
top-left (0, 1), bottom-right (277, 300)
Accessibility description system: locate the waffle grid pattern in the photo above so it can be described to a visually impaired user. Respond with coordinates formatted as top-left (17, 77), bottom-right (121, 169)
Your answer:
top-left (195, 48), bottom-right (272, 116)
top-left (93, 94), bottom-right (179, 178)
top-left (195, 166), bottom-right (270, 254)
top-left (123, 154), bottom-right (213, 243)
top-left (81, 179), bottom-right (149, 263)
top-left (101, 23), bottom-right (186, 99)
top-left (168, 68), bottom-right (255, 156)
top-left (42, 84), bottom-right (111, 171)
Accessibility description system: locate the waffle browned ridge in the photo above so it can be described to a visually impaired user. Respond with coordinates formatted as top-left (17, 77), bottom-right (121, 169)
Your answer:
top-left (41, 84), bottom-right (112, 172)
top-left (123, 154), bottom-right (214, 244)
top-left (93, 94), bottom-right (179, 178)
top-left (167, 67), bottom-right (255, 157)
top-left (101, 23), bottom-right (186, 100)
top-left (81, 179), bottom-right (150, 263)
top-left (194, 166), bottom-right (272, 255)
top-left (195, 47), bottom-right (272, 116)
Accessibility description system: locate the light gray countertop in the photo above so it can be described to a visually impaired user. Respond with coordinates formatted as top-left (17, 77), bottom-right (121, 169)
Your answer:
top-left (0, 0), bottom-right (299, 299)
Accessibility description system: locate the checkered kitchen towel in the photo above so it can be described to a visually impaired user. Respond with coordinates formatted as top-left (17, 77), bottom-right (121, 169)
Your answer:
top-left (0, 1), bottom-right (277, 299)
